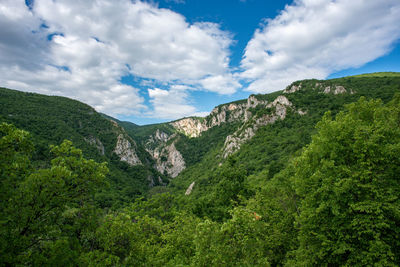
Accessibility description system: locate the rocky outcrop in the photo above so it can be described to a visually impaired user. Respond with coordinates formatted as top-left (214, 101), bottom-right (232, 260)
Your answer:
top-left (185, 181), bottom-right (195, 195)
top-left (333, 85), bottom-right (346, 94)
top-left (171, 118), bottom-right (208, 138)
top-left (144, 130), bottom-right (186, 178)
top-left (284, 82), bottom-right (350, 95)
top-left (84, 135), bottom-right (105, 155)
top-left (222, 95), bottom-right (294, 158)
top-left (114, 134), bottom-right (141, 165)
top-left (284, 84), bottom-right (302, 93)
top-left (154, 129), bottom-right (169, 142)
top-left (147, 141), bottom-right (185, 178)
top-left (323, 85), bottom-right (347, 94)
top-left (170, 95), bottom-right (268, 138)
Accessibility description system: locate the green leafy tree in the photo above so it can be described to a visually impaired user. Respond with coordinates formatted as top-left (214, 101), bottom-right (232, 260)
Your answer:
top-left (0, 123), bottom-right (108, 266)
top-left (292, 96), bottom-right (400, 266)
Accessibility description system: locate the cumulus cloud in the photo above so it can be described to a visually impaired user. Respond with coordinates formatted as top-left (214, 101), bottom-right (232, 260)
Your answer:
top-left (0, 0), bottom-right (49, 70)
top-left (148, 88), bottom-right (200, 119)
top-left (199, 74), bottom-right (241, 94)
top-left (0, 0), bottom-right (237, 118)
top-left (241, 0), bottom-right (400, 93)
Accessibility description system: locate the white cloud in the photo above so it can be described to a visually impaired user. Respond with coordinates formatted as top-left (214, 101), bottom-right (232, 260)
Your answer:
top-left (241, 0), bottom-right (400, 93)
top-left (148, 88), bottom-right (201, 119)
top-left (33, 0), bottom-right (234, 82)
top-left (0, 0), bottom-right (237, 118)
top-left (199, 74), bottom-right (241, 94)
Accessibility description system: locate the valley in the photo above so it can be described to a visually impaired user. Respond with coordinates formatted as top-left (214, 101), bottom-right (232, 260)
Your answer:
top-left (1, 72), bottom-right (400, 265)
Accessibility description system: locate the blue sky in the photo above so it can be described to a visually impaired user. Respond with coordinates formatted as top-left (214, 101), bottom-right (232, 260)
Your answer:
top-left (1, 0), bottom-right (400, 125)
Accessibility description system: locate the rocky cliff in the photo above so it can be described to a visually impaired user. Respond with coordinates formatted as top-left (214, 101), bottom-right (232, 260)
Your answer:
top-left (114, 134), bottom-right (142, 165)
top-left (283, 81), bottom-right (352, 95)
top-left (222, 95), bottom-right (299, 158)
top-left (108, 119), bottom-right (142, 166)
top-left (143, 129), bottom-right (185, 177)
top-left (129, 78), bottom-right (360, 178)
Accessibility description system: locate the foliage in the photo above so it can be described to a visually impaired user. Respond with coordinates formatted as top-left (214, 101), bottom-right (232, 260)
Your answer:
top-left (0, 123), bottom-right (108, 265)
top-left (1, 74), bottom-right (400, 266)
top-left (292, 96), bottom-right (400, 265)
top-left (0, 87), bottom-right (159, 207)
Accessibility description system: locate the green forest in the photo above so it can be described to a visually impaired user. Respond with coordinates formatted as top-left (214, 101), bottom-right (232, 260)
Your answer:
top-left (1, 74), bottom-right (400, 266)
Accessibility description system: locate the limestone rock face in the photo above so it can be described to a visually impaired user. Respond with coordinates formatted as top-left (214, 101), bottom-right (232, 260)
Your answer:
top-left (170, 94), bottom-right (269, 138)
top-left (114, 134), bottom-right (141, 165)
top-left (171, 118), bottom-right (208, 138)
top-left (284, 82), bottom-right (349, 95)
top-left (147, 141), bottom-right (185, 178)
top-left (154, 129), bottom-right (169, 142)
top-left (284, 84), bottom-right (302, 93)
top-left (222, 95), bottom-right (293, 158)
top-left (334, 85), bottom-right (347, 94)
top-left (185, 182), bottom-right (195, 195)
top-left (144, 131), bottom-right (186, 178)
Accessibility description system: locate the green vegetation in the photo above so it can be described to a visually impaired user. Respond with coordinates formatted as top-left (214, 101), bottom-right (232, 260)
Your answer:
top-left (0, 88), bottom-right (162, 208)
top-left (348, 71), bottom-right (400, 78)
top-left (175, 122), bottom-right (240, 167)
top-left (1, 73), bottom-right (400, 265)
top-left (0, 124), bottom-right (108, 265)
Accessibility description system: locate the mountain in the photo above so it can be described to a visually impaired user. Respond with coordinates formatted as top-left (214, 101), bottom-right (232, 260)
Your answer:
top-left (1, 72), bottom-right (400, 265)
top-left (3, 73), bottom-right (399, 200)
top-left (120, 73), bottom-right (400, 196)
top-left (2, 73), bottom-right (399, 201)
top-left (0, 87), bottom-right (168, 208)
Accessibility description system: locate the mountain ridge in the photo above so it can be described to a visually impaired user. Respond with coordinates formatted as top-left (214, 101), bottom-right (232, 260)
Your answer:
top-left (1, 72), bottom-right (399, 198)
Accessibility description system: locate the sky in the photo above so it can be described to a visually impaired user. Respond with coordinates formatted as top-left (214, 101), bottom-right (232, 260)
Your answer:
top-left (1, 0), bottom-right (400, 125)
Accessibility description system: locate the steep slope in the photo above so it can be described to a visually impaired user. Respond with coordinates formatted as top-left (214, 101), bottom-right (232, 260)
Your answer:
top-left (138, 74), bottom-right (400, 199)
top-left (0, 88), bottom-right (166, 208)
top-left (2, 73), bottom-right (399, 203)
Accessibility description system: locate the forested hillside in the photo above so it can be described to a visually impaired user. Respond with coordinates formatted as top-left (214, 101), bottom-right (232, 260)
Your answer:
top-left (1, 73), bottom-right (400, 265)
top-left (0, 88), bottom-right (167, 208)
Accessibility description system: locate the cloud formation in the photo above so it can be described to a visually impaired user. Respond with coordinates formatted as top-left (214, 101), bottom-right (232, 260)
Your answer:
top-left (1, 0), bottom-right (400, 120)
top-left (241, 0), bottom-right (400, 93)
top-left (0, 0), bottom-right (236, 118)
top-left (148, 88), bottom-right (196, 119)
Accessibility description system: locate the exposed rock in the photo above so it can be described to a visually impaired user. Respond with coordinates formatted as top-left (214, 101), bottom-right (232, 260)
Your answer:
top-left (149, 142), bottom-right (185, 178)
top-left (284, 83), bottom-right (302, 93)
top-left (272, 95), bottom-right (291, 107)
top-left (210, 107), bottom-right (227, 126)
top-left (114, 134), bottom-right (141, 166)
top-left (298, 109), bottom-right (307, 115)
top-left (185, 182), bottom-right (195, 195)
top-left (171, 118), bottom-right (208, 138)
top-left (228, 103), bottom-right (239, 111)
top-left (143, 129), bottom-right (186, 178)
top-left (170, 95), bottom-right (268, 139)
top-left (323, 85), bottom-right (347, 94)
top-left (165, 143), bottom-right (186, 177)
top-left (84, 135), bottom-right (105, 155)
top-left (223, 127), bottom-right (256, 158)
top-left (247, 95), bottom-right (266, 108)
top-left (272, 95), bottom-right (291, 119)
top-left (109, 119), bottom-right (119, 128)
top-left (334, 85), bottom-right (347, 94)
top-left (154, 129), bottom-right (169, 142)
top-left (222, 95), bottom-right (293, 158)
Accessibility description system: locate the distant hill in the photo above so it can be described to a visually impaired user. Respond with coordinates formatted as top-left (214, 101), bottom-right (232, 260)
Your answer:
top-left (120, 73), bottom-right (400, 200)
top-left (0, 87), bottom-right (166, 208)
top-left (2, 72), bottom-right (400, 265)
top-left (348, 71), bottom-right (400, 78)
top-left (2, 72), bottom-right (399, 203)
